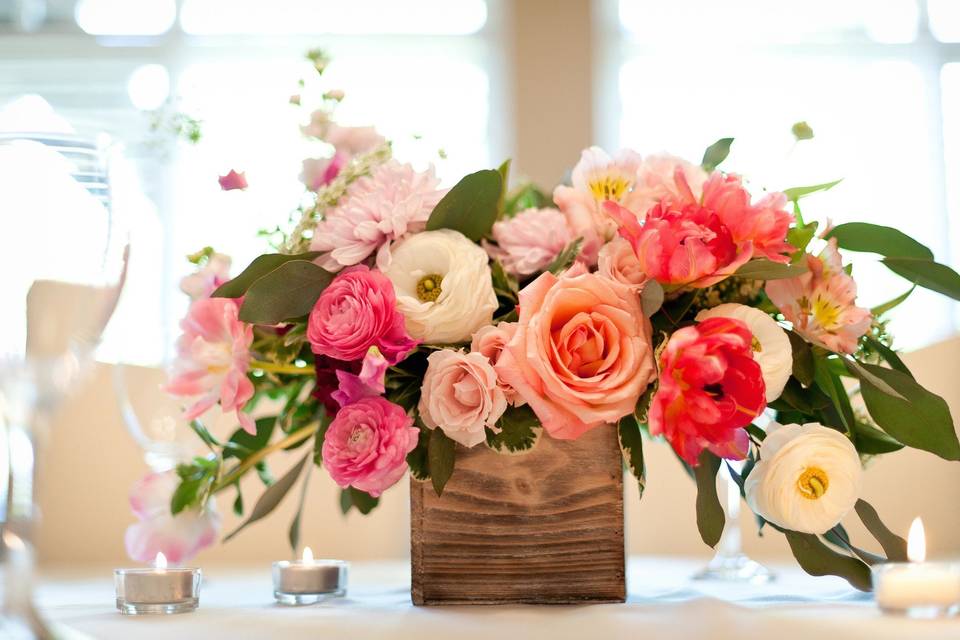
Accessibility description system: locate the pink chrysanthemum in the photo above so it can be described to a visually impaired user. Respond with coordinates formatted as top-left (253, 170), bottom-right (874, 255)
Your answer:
top-left (486, 207), bottom-right (575, 276)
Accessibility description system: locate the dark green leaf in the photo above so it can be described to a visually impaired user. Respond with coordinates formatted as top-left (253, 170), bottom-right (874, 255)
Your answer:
top-left (784, 530), bottom-right (872, 591)
top-left (425, 169), bottom-right (502, 241)
top-left (546, 237), bottom-right (584, 275)
top-left (487, 405), bottom-right (541, 453)
top-left (656, 291), bottom-right (696, 328)
top-left (855, 499), bottom-right (908, 562)
top-left (734, 259), bottom-right (808, 280)
top-left (844, 360), bottom-right (960, 460)
top-left (232, 487), bottom-right (244, 517)
top-left (881, 257), bottom-right (960, 302)
top-left (618, 414), bottom-right (646, 498)
top-left (496, 158), bottom-right (511, 218)
top-left (693, 451), bottom-right (725, 548)
top-left (782, 179), bottom-right (842, 202)
top-left (852, 419), bottom-right (904, 455)
top-left (224, 453), bottom-right (309, 542)
top-left (239, 260), bottom-right (335, 324)
top-left (490, 258), bottom-right (518, 302)
top-left (701, 137), bottom-right (733, 171)
top-left (787, 331), bottom-right (814, 387)
top-left (288, 460), bottom-right (313, 552)
top-left (189, 420), bottom-right (221, 449)
top-left (864, 336), bottom-right (912, 379)
top-left (339, 487), bottom-right (380, 515)
top-left (224, 417), bottom-right (276, 461)
top-left (504, 182), bottom-right (551, 216)
top-left (813, 358), bottom-right (852, 433)
top-left (254, 460), bottom-right (274, 486)
top-left (871, 286), bottom-right (916, 317)
top-left (823, 524), bottom-right (885, 566)
top-left (826, 223), bottom-right (933, 259)
top-left (406, 419), bottom-right (431, 481)
top-left (428, 428), bottom-right (456, 496)
top-left (170, 478), bottom-right (204, 516)
top-left (213, 251), bottom-right (321, 298)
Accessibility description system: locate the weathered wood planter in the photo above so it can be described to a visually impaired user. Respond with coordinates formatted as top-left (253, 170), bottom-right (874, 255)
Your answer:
top-left (410, 426), bottom-right (625, 605)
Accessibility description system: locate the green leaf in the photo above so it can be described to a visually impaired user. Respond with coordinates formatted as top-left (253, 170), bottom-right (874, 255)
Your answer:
top-left (855, 499), bottom-right (908, 562)
top-left (287, 460), bottom-right (313, 552)
top-left (170, 478), bottom-right (204, 516)
top-left (693, 451), bottom-right (724, 548)
top-left (406, 418), bottom-right (431, 481)
top-left (852, 419), bottom-right (904, 455)
top-left (786, 221), bottom-right (819, 259)
top-left (339, 487), bottom-right (380, 515)
top-left (188, 420), bottom-right (221, 449)
top-left (618, 414), bottom-right (646, 498)
top-left (546, 237), bottom-right (584, 275)
top-left (223, 417), bottom-right (276, 460)
top-left (425, 168), bottom-right (503, 241)
top-left (825, 223), bottom-right (933, 260)
top-left (784, 530), bottom-right (872, 591)
top-left (496, 158), bottom-right (511, 218)
top-left (224, 453), bottom-right (309, 542)
top-left (881, 257), bottom-right (960, 302)
top-left (427, 427), bottom-right (456, 496)
top-left (870, 285), bottom-right (916, 318)
top-left (232, 487), bottom-right (244, 517)
top-left (791, 121), bottom-right (814, 141)
top-left (844, 360), bottom-right (960, 460)
top-left (239, 260), bottom-right (335, 324)
top-left (487, 405), bottom-right (541, 454)
top-left (823, 524), bottom-right (884, 566)
top-left (734, 259), bottom-right (808, 280)
top-left (786, 331), bottom-right (814, 387)
top-left (864, 336), bottom-right (912, 378)
top-left (782, 179), bottom-right (842, 202)
top-left (490, 258), bottom-right (518, 303)
top-left (701, 137), bottom-right (733, 171)
top-left (503, 182), bottom-right (551, 216)
top-left (212, 251), bottom-right (321, 298)
top-left (813, 358), bottom-right (852, 433)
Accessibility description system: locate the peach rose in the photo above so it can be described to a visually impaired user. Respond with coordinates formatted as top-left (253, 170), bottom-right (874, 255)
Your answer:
top-left (418, 350), bottom-right (507, 448)
top-left (496, 264), bottom-right (657, 440)
top-left (470, 322), bottom-right (523, 406)
top-left (597, 236), bottom-right (647, 291)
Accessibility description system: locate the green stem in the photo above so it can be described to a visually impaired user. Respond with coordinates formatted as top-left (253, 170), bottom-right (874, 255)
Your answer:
top-left (212, 423), bottom-right (319, 493)
top-left (250, 359), bottom-right (315, 375)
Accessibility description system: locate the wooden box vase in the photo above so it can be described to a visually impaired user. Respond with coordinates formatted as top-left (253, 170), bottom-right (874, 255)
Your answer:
top-left (410, 426), bottom-right (626, 605)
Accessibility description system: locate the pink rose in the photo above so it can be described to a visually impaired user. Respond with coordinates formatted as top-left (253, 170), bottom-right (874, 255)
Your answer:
top-left (218, 169), bottom-right (247, 191)
top-left (321, 397), bottom-right (419, 497)
top-left (419, 350), bottom-right (508, 447)
top-left (307, 265), bottom-right (418, 364)
top-left (125, 472), bottom-right (220, 565)
top-left (597, 236), bottom-right (647, 291)
top-left (486, 207), bottom-right (574, 276)
top-left (496, 264), bottom-right (657, 440)
top-left (470, 323), bottom-right (523, 406)
top-left (165, 297), bottom-right (255, 434)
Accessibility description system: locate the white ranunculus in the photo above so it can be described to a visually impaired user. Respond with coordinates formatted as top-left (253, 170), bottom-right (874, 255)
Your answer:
top-left (745, 422), bottom-right (862, 534)
top-left (385, 229), bottom-right (498, 344)
top-left (696, 302), bottom-right (792, 402)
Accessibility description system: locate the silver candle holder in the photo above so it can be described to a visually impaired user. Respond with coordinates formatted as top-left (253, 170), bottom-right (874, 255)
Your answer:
top-left (114, 552), bottom-right (202, 615)
top-left (272, 547), bottom-right (348, 605)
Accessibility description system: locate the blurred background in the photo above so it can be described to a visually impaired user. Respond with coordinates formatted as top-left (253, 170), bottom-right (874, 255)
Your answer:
top-left (1, 0), bottom-right (958, 567)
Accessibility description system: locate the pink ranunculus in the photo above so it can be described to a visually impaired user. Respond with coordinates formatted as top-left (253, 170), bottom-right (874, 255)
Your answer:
top-left (419, 349), bottom-right (508, 447)
top-left (553, 147), bottom-right (643, 265)
top-left (307, 265), bottom-right (418, 364)
top-left (310, 160), bottom-right (447, 272)
top-left (179, 253), bottom-right (231, 300)
top-left (125, 471), bottom-right (220, 565)
top-left (765, 239), bottom-right (872, 354)
top-left (700, 173), bottom-right (795, 263)
top-left (331, 347), bottom-right (389, 407)
top-left (165, 297), bottom-right (255, 434)
top-left (631, 154), bottom-right (709, 220)
top-left (605, 198), bottom-right (752, 288)
top-left (300, 152), bottom-right (347, 191)
top-left (597, 236), bottom-right (647, 291)
top-left (470, 322), bottom-right (523, 406)
top-left (649, 317), bottom-right (767, 466)
top-left (486, 207), bottom-right (575, 276)
top-left (321, 397), bottom-right (419, 497)
top-left (496, 263), bottom-right (657, 440)
top-left (218, 169), bottom-right (248, 191)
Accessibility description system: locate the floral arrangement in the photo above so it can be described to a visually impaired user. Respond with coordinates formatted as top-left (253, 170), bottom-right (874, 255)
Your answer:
top-left (126, 50), bottom-right (960, 590)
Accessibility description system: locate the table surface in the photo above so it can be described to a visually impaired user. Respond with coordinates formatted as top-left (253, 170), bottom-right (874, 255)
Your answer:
top-left (36, 557), bottom-right (960, 640)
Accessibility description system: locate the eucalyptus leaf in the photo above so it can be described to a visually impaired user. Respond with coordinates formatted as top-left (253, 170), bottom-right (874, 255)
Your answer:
top-left (823, 524), bottom-right (885, 566)
top-left (825, 223), bottom-right (933, 260)
top-left (865, 336), bottom-right (912, 378)
top-left (870, 286), bottom-right (916, 318)
top-left (287, 460), bottom-right (313, 552)
top-left (223, 453), bottom-right (309, 542)
top-left (855, 499), bottom-right (908, 562)
top-left (693, 451), bottom-right (724, 548)
top-left (213, 251), bottom-right (321, 298)
top-left (425, 169), bottom-right (502, 241)
top-left (852, 419), bottom-right (904, 455)
top-left (701, 137), bottom-right (733, 171)
top-left (618, 414), bottom-right (646, 498)
top-left (339, 487), bottom-right (380, 515)
top-left (881, 257), bottom-right (960, 302)
top-left (784, 530), bottom-right (872, 591)
top-left (239, 260), bottom-right (335, 324)
top-left (734, 259), bottom-right (808, 280)
top-left (782, 179), bottom-right (842, 202)
top-left (428, 428), bottom-right (456, 496)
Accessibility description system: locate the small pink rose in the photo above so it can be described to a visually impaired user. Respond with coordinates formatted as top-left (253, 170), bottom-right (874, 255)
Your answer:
top-left (470, 323), bottom-right (523, 406)
top-left (218, 169), bottom-right (248, 191)
top-left (597, 236), bottom-right (647, 291)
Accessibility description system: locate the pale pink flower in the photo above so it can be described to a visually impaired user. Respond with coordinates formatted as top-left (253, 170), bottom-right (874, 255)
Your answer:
top-left (218, 169), bottom-right (247, 191)
top-left (300, 152), bottom-right (347, 191)
top-left (486, 207), bottom-right (574, 276)
top-left (301, 109), bottom-right (332, 139)
top-left (179, 253), bottom-right (231, 300)
top-left (322, 397), bottom-right (418, 497)
top-left (165, 297), bottom-right (255, 434)
top-left (470, 323), bottom-right (523, 406)
top-left (597, 236), bottom-right (647, 291)
top-left (332, 347), bottom-right (389, 407)
top-left (553, 147), bottom-right (642, 264)
top-left (765, 239), bottom-right (871, 354)
top-left (323, 124), bottom-right (385, 156)
top-left (125, 471), bottom-right (219, 565)
top-left (631, 154), bottom-right (708, 220)
top-left (310, 160), bottom-right (446, 272)
top-left (419, 350), bottom-right (507, 448)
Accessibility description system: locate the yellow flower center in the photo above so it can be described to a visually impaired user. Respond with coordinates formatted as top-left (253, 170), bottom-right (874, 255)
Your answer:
top-left (416, 274), bottom-right (443, 302)
top-left (811, 293), bottom-right (842, 331)
top-left (589, 175), bottom-right (632, 202)
top-left (751, 336), bottom-right (762, 353)
top-left (797, 466), bottom-right (829, 500)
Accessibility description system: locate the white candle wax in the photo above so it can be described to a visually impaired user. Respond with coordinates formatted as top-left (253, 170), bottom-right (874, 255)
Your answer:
top-left (115, 552), bottom-right (202, 615)
top-left (272, 548), bottom-right (348, 605)
top-left (874, 563), bottom-right (960, 610)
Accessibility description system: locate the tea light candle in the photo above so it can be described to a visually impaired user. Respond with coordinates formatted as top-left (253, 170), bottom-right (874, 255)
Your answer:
top-left (872, 518), bottom-right (960, 618)
top-left (114, 552), bottom-right (202, 615)
top-left (272, 547), bottom-right (348, 605)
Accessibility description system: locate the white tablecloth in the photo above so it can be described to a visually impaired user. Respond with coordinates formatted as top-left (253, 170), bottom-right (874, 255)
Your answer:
top-left (37, 558), bottom-right (959, 639)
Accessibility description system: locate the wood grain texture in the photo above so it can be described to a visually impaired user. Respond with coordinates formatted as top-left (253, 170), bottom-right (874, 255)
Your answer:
top-left (410, 426), bottom-right (625, 605)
